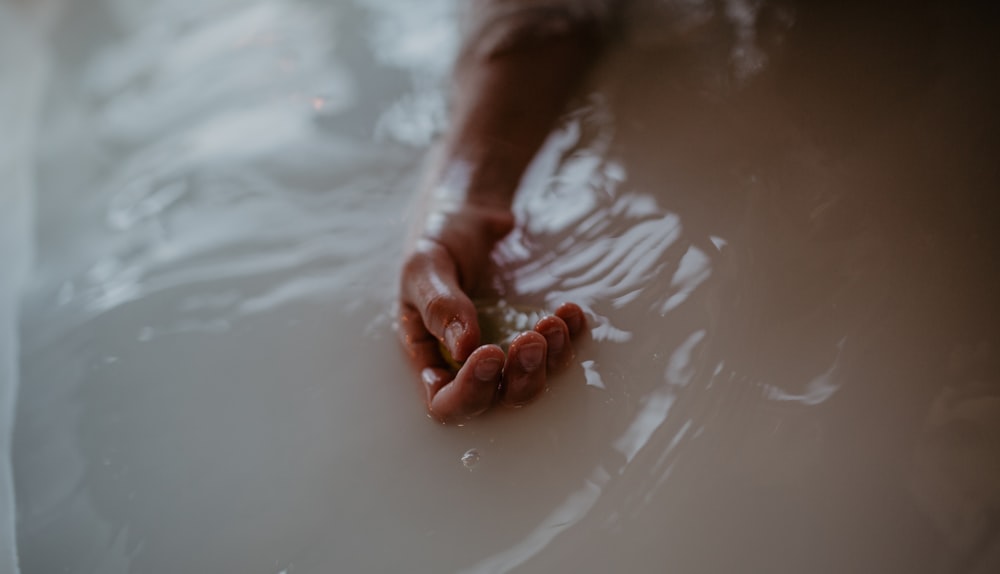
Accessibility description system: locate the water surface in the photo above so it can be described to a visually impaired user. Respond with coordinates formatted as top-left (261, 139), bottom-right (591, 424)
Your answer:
top-left (11, 0), bottom-right (1000, 572)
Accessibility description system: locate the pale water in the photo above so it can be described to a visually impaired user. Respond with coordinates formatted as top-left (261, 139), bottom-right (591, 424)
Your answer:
top-left (4, 0), bottom-right (1000, 573)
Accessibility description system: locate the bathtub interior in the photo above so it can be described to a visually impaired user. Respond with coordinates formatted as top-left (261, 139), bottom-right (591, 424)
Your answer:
top-left (9, 0), bottom-right (1000, 573)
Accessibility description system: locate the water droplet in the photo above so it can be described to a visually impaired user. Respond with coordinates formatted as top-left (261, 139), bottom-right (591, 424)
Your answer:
top-left (461, 448), bottom-right (481, 470)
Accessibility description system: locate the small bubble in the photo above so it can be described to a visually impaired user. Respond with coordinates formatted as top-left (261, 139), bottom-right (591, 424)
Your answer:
top-left (461, 448), bottom-right (481, 470)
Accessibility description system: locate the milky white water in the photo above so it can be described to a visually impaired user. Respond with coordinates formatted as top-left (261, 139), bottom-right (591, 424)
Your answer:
top-left (6, 0), bottom-right (1000, 572)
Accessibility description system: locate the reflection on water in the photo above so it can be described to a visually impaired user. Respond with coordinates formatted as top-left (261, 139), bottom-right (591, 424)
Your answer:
top-left (12, 0), bottom-right (1000, 572)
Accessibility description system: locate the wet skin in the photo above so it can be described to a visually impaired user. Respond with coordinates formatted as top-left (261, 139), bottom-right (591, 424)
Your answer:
top-left (396, 2), bottom-right (601, 422)
top-left (398, 202), bottom-right (587, 421)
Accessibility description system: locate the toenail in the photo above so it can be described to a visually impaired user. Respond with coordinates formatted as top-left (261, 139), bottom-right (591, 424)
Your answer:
top-left (518, 342), bottom-right (544, 371)
top-left (474, 357), bottom-right (502, 382)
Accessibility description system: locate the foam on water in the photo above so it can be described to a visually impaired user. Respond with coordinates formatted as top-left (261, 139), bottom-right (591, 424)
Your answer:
top-left (9, 0), bottom-right (1000, 573)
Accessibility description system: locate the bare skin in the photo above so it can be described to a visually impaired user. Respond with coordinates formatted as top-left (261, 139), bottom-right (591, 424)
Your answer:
top-left (397, 3), bottom-right (603, 422)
